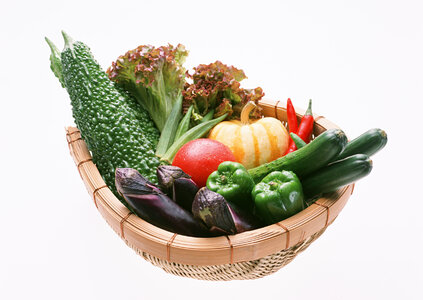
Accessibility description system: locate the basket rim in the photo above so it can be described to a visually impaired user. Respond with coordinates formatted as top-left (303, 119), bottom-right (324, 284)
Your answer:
top-left (66, 98), bottom-right (353, 266)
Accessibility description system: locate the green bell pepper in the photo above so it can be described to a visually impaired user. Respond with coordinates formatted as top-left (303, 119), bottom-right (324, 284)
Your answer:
top-left (252, 170), bottom-right (304, 225)
top-left (206, 161), bottom-right (255, 210)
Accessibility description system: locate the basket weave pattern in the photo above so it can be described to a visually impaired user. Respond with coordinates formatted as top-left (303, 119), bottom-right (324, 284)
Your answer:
top-left (140, 227), bottom-right (326, 280)
top-left (65, 99), bottom-right (352, 280)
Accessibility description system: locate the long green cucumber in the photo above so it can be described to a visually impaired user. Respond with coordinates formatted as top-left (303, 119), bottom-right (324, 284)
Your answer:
top-left (248, 128), bottom-right (348, 183)
top-left (302, 154), bottom-right (373, 200)
top-left (337, 128), bottom-right (387, 160)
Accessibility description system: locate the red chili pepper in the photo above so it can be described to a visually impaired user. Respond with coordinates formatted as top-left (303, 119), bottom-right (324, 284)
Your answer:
top-left (297, 99), bottom-right (314, 143)
top-left (285, 99), bottom-right (314, 155)
top-left (286, 98), bottom-right (298, 133)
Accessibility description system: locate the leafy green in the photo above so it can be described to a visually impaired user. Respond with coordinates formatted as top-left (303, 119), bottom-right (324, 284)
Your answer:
top-left (183, 61), bottom-right (264, 122)
top-left (107, 44), bottom-right (188, 132)
top-left (45, 37), bottom-right (64, 87)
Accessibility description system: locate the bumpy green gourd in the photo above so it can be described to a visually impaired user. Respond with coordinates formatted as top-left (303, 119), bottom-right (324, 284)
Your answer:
top-left (47, 32), bottom-right (160, 199)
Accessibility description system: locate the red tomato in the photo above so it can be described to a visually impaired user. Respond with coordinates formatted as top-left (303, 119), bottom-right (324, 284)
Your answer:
top-left (172, 139), bottom-right (237, 187)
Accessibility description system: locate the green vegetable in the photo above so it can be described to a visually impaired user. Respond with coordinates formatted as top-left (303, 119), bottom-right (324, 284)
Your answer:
top-left (252, 171), bottom-right (304, 225)
top-left (248, 128), bottom-right (348, 183)
top-left (290, 132), bottom-right (306, 149)
top-left (302, 154), bottom-right (373, 202)
top-left (338, 128), bottom-right (387, 160)
top-left (160, 113), bottom-right (228, 164)
top-left (174, 105), bottom-right (194, 142)
top-left (45, 37), bottom-right (64, 87)
top-left (46, 32), bottom-right (160, 199)
top-left (107, 44), bottom-right (188, 132)
top-left (183, 61), bottom-right (264, 122)
top-left (155, 95), bottom-right (182, 157)
top-left (199, 109), bottom-right (215, 123)
top-left (206, 161), bottom-right (255, 210)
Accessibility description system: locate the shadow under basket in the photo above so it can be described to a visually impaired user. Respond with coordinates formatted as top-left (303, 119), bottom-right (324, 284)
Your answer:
top-left (65, 98), bottom-right (354, 281)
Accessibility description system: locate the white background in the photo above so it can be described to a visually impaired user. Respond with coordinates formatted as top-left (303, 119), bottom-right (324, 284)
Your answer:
top-left (1, 0), bottom-right (422, 299)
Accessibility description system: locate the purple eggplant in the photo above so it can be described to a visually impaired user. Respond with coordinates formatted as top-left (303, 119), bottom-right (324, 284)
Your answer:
top-left (172, 177), bottom-right (199, 211)
top-left (115, 168), bottom-right (162, 195)
top-left (192, 188), bottom-right (261, 235)
top-left (157, 165), bottom-right (199, 210)
top-left (228, 202), bottom-right (262, 234)
top-left (157, 165), bottom-right (190, 191)
top-left (115, 168), bottom-right (210, 237)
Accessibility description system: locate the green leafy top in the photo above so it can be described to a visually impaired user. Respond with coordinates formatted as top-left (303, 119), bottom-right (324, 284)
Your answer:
top-left (107, 44), bottom-right (188, 132)
top-left (183, 61), bottom-right (264, 122)
top-left (45, 37), bottom-right (65, 88)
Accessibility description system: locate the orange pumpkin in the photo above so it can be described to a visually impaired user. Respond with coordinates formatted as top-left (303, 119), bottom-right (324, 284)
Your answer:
top-left (208, 102), bottom-right (289, 169)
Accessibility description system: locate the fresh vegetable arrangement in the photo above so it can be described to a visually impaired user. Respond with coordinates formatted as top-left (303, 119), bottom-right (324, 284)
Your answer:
top-left (48, 32), bottom-right (388, 237)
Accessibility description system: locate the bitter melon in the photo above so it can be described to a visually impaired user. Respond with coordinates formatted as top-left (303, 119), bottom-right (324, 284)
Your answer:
top-left (46, 32), bottom-right (160, 199)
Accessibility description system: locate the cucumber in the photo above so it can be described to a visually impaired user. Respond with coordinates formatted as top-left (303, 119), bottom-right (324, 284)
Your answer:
top-left (302, 154), bottom-right (373, 200)
top-left (248, 128), bottom-right (348, 183)
top-left (338, 128), bottom-right (387, 160)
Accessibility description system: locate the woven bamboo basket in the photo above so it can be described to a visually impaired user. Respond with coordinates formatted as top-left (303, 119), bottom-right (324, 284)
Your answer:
top-left (65, 98), bottom-right (353, 281)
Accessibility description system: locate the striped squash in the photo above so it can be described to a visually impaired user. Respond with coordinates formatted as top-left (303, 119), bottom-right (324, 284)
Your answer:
top-left (208, 102), bottom-right (289, 169)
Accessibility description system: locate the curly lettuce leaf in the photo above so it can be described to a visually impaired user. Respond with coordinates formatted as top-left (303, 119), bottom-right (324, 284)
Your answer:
top-left (107, 44), bottom-right (188, 132)
top-left (183, 61), bottom-right (263, 122)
